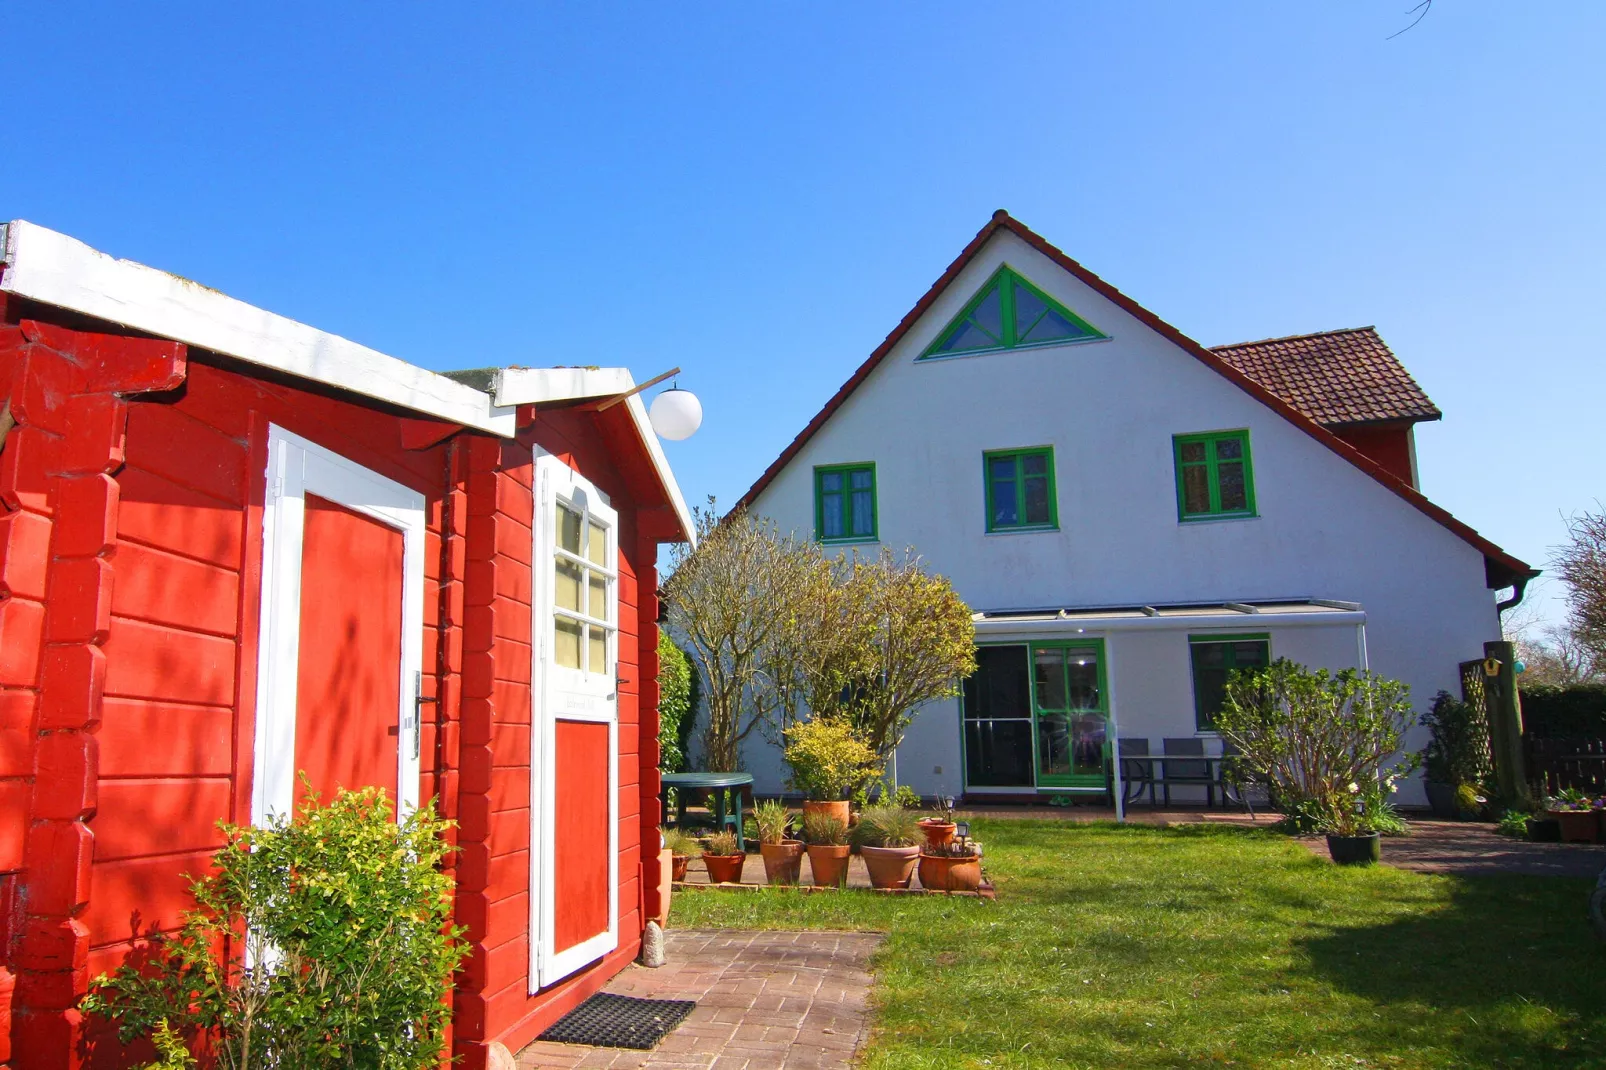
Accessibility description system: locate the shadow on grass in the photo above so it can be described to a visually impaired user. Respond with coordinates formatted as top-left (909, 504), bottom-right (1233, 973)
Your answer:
top-left (1299, 874), bottom-right (1606, 1067)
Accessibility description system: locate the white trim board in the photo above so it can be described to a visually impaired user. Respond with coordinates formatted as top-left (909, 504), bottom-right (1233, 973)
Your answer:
top-left (0, 220), bottom-right (517, 436)
top-left (252, 424), bottom-right (427, 825)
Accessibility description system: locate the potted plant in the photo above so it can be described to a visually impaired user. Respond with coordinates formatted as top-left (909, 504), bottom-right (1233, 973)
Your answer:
top-left (918, 795), bottom-right (957, 849)
top-left (783, 716), bottom-right (880, 831)
top-left (918, 835), bottom-right (983, 892)
top-left (1323, 786), bottom-right (1383, 865)
top-left (852, 804), bottom-right (922, 889)
top-left (1417, 691), bottom-right (1491, 820)
top-left (802, 811), bottom-right (851, 888)
top-left (754, 799), bottom-right (803, 885)
top-left (700, 830), bottom-right (747, 884)
top-left (1546, 789), bottom-right (1599, 843)
top-left (663, 827), bottom-right (700, 883)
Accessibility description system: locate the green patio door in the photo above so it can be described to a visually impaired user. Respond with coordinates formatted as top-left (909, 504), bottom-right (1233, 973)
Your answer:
top-left (1031, 641), bottom-right (1108, 790)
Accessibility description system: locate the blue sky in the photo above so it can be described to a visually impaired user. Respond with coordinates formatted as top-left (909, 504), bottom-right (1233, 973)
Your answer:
top-left (5, 2), bottom-right (1602, 623)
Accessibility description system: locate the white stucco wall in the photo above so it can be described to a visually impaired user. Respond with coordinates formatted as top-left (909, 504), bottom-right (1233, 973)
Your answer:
top-left (741, 228), bottom-right (1502, 806)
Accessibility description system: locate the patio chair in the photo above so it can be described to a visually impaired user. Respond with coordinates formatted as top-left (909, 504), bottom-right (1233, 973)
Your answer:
top-left (1218, 738), bottom-right (1265, 818)
top-left (1161, 737), bottom-right (1214, 807)
top-left (1117, 738), bottom-right (1157, 806)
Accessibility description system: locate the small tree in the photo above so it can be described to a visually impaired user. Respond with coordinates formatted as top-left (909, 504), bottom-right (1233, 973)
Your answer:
top-left (82, 787), bottom-right (464, 1069)
top-left (782, 715), bottom-right (882, 801)
top-left (1214, 659), bottom-right (1418, 835)
top-left (1551, 507), bottom-right (1606, 676)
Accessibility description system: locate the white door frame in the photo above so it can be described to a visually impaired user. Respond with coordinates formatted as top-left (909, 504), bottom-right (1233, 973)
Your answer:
top-left (251, 424), bottom-right (427, 826)
top-left (530, 450), bottom-right (620, 990)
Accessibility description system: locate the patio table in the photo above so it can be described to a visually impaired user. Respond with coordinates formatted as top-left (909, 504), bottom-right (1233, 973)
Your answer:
top-left (660, 772), bottom-right (754, 842)
top-left (1119, 754), bottom-right (1248, 810)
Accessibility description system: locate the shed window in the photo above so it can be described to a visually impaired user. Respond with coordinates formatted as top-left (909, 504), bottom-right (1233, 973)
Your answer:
top-left (553, 501), bottom-right (615, 675)
top-left (814, 463), bottom-right (877, 543)
top-left (1174, 430), bottom-right (1256, 520)
top-left (1189, 634), bottom-right (1270, 730)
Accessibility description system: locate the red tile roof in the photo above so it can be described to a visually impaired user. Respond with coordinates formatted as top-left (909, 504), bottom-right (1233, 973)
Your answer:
top-left (1210, 327), bottom-right (1441, 428)
top-left (736, 211), bottom-right (1532, 588)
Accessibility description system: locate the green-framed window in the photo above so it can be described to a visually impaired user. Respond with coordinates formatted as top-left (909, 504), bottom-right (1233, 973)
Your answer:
top-left (1189, 633), bottom-right (1270, 731)
top-left (920, 265), bottom-right (1107, 359)
top-left (983, 448), bottom-right (1057, 532)
top-left (814, 463), bottom-right (877, 543)
top-left (1174, 430), bottom-right (1256, 520)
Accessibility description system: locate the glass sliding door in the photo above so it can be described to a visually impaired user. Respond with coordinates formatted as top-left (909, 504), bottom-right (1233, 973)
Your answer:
top-left (961, 645), bottom-right (1035, 787)
top-left (1031, 642), bottom-right (1108, 790)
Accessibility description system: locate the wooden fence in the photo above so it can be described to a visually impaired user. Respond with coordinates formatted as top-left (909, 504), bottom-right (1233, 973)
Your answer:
top-left (1525, 737), bottom-right (1606, 796)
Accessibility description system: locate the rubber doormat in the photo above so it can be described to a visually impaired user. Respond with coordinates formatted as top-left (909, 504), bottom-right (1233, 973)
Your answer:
top-left (536, 992), bottom-right (697, 1050)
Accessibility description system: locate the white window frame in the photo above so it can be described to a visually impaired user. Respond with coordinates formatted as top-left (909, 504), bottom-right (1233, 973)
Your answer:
top-left (530, 451), bottom-right (620, 990)
top-left (251, 424), bottom-right (426, 827)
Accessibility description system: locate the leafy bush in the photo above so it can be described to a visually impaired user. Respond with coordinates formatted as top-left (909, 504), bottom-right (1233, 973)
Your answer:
top-left (1496, 809), bottom-right (1534, 838)
top-left (852, 805), bottom-right (920, 848)
top-left (753, 799), bottom-right (793, 844)
top-left (81, 787), bottom-right (463, 1070)
top-left (657, 632), bottom-right (694, 773)
top-left (1519, 683), bottom-right (1606, 739)
top-left (702, 830), bottom-right (741, 856)
top-left (801, 811), bottom-right (849, 846)
top-left (1215, 659), bottom-right (1418, 837)
top-left (1418, 690), bottom-right (1492, 789)
top-left (783, 716), bottom-right (881, 801)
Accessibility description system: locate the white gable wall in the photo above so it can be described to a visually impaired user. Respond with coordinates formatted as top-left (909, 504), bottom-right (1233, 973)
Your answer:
top-left (745, 230), bottom-right (1500, 804)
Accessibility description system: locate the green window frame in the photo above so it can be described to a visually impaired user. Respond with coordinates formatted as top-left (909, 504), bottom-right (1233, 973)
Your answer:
top-left (919, 265), bottom-right (1108, 359)
top-left (1028, 639), bottom-right (1110, 789)
top-left (983, 448), bottom-right (1058, 533)
top-left (1173, 429), bottom-right (1256, 521)
top-left (1189, 633), bottom-right (1271, 731)
top-left (813, 463), bottom-right (878, 543)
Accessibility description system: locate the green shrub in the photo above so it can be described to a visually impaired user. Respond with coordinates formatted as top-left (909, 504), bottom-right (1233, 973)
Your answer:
top-left (1418, 690), bottom-right (1493, 789)
top-left (802, 811), bottom-right (849, 846)
top-left (82, 787), bottom-right (463, 1070)
top-left (657, 632), bottom-right (694, 773)
top-left (852, 805), bottom-right (920, 848)
top-left (783, 716), bottom-right (880, 801)
top-left (1519, 683), bottom-right (1606, 739)
top-left (1496, 808), bottom-right (1534, 839)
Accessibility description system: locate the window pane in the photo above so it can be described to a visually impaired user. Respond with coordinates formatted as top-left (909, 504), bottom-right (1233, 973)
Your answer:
top-left (588, 572), bottom-right (607, 620)
top-left (587, 626), bottom-right (607, 676)
top-left (586, 521), bottom-right (607, 565)
top-left (1191, 643), bottom-right (1230, 729)
top-left (557, 504), bottom-right (582, 553)
top-left (990, 477), bottom-right (1018, 527)
top-left (1021, 453), bottom-right (1048, 476)
top-left (1033, 648), bottom-right (1067, 710)
top-left (1233, 641), bottom-right (1270, 669)
top-left (937, 320), bottom-right (998, 353)
top-left (989, 456), bottom-right (1017, 482)
top-left (1065, 650), bottom-right (1100, 709)
top-left (969, 285), bottom-right (1004, 340)
top-left (849, 469), bottom-right (873, 490)
top-left (820, 471), bottom-right (843, 492)
top-left (1037, 714), bottom-right (1072, 778)
top-left (1217, 462), bottom-right (1247, 511)
top-left (555, 559), bottom-right (582, 611)
top-left (1023, 475), bottom-right (1050, 525)
top-left (964, 719), bottom-right (1034, 786)
top-left (1013, 283), bottom-right (1047, 337)
top-left (821, 493), bottom-right (844, 538)
top-left (962, 645), bottom-right (1031, 719)
top-left (1215, 437), bottom-right (1243, 461)
top-left (1020, 308), bottom-right (1084, 344)
top-left (554, 616), bottom-right (582, 669)
top-left (1179, 441), bottom-right (1207, 463)
top-left (1070, 714), bottom-right (1106, 776)
top-left (1182, 465), bottom-right (1211, 514)
top-left (850, 489), bottom-right (873, 536)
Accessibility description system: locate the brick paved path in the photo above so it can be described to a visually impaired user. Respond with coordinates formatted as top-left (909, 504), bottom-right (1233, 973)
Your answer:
top-left (1303, 818), bottom-right (1606, 877)
top-left (517, 929), bottom-right (884, 1069)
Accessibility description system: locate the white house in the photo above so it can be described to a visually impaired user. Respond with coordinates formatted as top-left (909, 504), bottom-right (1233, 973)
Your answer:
top-left (734, 211), bottom-right (1533, 807)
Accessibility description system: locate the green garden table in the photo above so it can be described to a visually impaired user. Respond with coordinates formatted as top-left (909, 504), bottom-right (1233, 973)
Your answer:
top-left (660, 772), bottom-right (754, 842)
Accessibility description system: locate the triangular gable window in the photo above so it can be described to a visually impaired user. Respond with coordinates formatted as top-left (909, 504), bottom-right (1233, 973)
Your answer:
top-left (920, 266), bottom-right (1107, 359)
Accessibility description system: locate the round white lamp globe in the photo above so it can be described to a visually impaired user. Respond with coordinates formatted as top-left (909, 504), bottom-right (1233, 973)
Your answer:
top-left (649, 387), bottom-right (703, 441)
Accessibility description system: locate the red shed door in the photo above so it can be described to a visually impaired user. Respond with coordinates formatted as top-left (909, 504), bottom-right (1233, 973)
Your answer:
top-left (532, 454), bottom-right (619, 989)
top-left (252, 425), bottom-right (426, 826)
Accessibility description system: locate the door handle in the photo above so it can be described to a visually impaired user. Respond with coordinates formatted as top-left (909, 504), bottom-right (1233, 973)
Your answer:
top-left (413, 671), bottom-right (438, 760)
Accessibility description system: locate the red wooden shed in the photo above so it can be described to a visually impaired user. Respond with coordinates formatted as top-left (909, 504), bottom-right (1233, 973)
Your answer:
top-left (0, 221), bottom-right (693, 1068)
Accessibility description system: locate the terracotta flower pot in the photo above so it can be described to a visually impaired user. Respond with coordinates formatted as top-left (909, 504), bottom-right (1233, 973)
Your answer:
top-left (918, 852), bottom-right (981, 892)
top-left (655, 846), bottom-right (674, 925)
top-left (861, 844), bottom-right (920, 889)
top-left (918, 819), bottom-right (956, 849)
top-left (759, 840), bottom-right (804, 885)
top-left (1550, 809), bottom-right (1598, 844)
top-left (802, 799), bottom-right (852, 829)
top-left (702, 852), bottom-right (747, 884)
top-left (671, 854), bottom-right (690, 883)
top-left (807, 843), bottom-right (851, 887)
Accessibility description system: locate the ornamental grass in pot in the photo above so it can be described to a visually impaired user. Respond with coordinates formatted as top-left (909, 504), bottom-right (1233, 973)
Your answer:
top-left (700, 830), bottom-right (747, 884)
top-left (852, 804), bottom-right (921, 889)
top-left (663, 827), bottom-right (700, 883)
top-left (784, 716), bottom-right (879, 831)
top-left (803, 811), bottom-right (851, 888)
top-left (918, 835), bottom-right (983, 892)
top-left (754, 799), bottom-right (803, 885)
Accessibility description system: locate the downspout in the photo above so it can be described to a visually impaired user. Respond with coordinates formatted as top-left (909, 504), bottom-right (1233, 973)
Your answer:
top-left (1497, 570), bottom-right (1540, 615)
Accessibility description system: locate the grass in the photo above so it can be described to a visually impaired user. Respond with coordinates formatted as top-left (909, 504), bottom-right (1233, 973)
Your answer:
top-left (668, 819), bottom-right (1605, 1069)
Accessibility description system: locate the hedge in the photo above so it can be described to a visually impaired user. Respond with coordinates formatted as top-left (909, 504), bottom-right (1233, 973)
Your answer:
top-left (657, 632), bottom-right (696, 772)
top-left (1520, 683), bottom-right (1606, 739)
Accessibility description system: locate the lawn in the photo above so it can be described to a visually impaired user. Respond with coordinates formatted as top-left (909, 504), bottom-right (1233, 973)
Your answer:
top-left (668, 820), bottom-right (1605, 1069)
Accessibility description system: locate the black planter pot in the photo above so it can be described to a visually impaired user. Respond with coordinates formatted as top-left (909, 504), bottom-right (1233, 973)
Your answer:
top-left (1526, 817), bottom-right (1562, 843)
top-left (1424, 781), bottom-right (1457, 820)
top-left (1326, 832), bottom-right (1382, 865)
